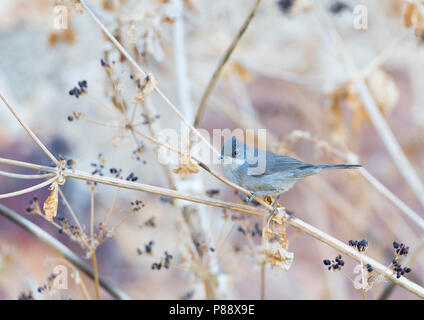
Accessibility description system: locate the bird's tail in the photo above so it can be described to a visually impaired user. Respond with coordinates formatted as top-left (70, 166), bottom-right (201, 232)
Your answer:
top-left (315, 164), bottom-right (362, 170)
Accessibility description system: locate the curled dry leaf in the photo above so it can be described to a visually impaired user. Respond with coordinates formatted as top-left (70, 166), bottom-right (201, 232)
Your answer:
top-left (262, 217), bottom-right (293, 271)
top-left (403, 2), bottom-right (424, 40)
top-left (134, 73), bottom-right (158, 103)
top-left (43, 182), bottom-right (59, 222)
top-left (330, 68), bottom-right (399, 133)
top-left (263, 241), bottom-right (294, 272)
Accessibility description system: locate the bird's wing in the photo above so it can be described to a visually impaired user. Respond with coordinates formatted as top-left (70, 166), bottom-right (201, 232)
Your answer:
top-left (248, 150), bottom-right (313, 176)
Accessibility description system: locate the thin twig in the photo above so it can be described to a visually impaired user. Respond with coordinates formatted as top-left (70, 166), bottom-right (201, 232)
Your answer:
top-left (315, 2), bottom-right (424, 209)
top-left (0, 93), bottom-right (59, 166)
top-left (0, 175), bottom-right (58, 199)
top-left (193, 0), bottom-right (263, 128)
top-left (0, 170), bottom-right (55, 180)
top-left (80, 0), bottom-right (220, 156)
top-left (0, 204), bottom-right (129, 299)
top-left (89, 186), bottom-right (101, 299)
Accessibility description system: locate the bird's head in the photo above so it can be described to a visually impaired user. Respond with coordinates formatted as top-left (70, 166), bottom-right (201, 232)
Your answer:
top-left (220, 137), bottom-right (248, 164)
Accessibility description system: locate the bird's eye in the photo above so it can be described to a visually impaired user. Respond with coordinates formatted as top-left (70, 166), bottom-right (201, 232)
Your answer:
top-left (232, 150), bottom-right (239, 157)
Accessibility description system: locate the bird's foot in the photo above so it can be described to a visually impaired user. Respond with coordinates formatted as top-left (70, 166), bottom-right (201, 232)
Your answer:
top-left (247, 192), bottom-right (256, 203)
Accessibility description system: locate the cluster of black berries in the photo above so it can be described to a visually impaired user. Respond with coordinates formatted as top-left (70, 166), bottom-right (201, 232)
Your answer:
top-left (56, 216), bottom-right (82, 237)
top-left (132, 144), bottom-right (146, 163)
top-left (109, 167), bottom-right (122, 178)
top-left (365, 263), bottom-right (373, 273)
top-left (58, 155), bottom-right (76, 169)
top-left (206, 189), bottom-right (220, 197)
top-left (126, 172), bottom-right (138, 182)
top-left (238, 223), bottom-right (262, 237)
top-left (66, 111), bottom-right (84, 122)
top-left (392, 258), bottom-right (411, 279)
top-left (140, 113), bottom-right (160, 125)
top-left (160, 196), bottom-right (174, 204)
top-left (237, 226), bottom-right (246, 235)
top-left (18, 291), bottom-right (34, 300)
top-left (26, 197), bottom-right (40, 214)
top-left (130, 200), bottom-right (145, 212)
top-left (182, 290), bottom-right (194, 300)
top-left (251, 223), bottom-right (262, 237)
top-left (37, 273), bottom-right (57, 293)
top-left (276, 0), bottom-right (294, 13)
top-left (391, 241), bottom-right (411, 279)
top-left (144, 217), bottom-right (156, 228)
top-left (393, 241), bottom-right (409, 256)
top-left (151, 262), bottom-right (162, 270)
top-left (323, 254), bottom-right (345, 271)
top-left (69, 80), bottom-right (87, 98)
top-left (151, 251), bottom-right (173, 271)
top-left (100, 58), bottom-right (110, 68)
top-left (348, 239), bottom-right (369, 252)
top-left (138, 240), bottom-right (154, 255)
top-left (164, 251), bottom-right (173, 269)
top-left (90, 162), bottom-right (105, 176)
top-left (329, 1), bottom-right (350, 14)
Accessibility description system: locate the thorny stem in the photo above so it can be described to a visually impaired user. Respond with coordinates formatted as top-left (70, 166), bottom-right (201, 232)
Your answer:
top-left (0, 93), bottom-right (59, 166)
top-left (193, 0), bottom-right (263, 128)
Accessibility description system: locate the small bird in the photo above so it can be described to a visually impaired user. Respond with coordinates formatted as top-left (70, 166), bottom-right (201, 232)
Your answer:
top-left (220, 137), bottom-right (361, 214)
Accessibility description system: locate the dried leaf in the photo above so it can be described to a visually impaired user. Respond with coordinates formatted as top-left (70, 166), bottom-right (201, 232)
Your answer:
top-left (329, 68), bottom-right (399, 133)
top-left (265, 242), bottom-right (294, 271)
top-left (403, 2), bottom-right (424, 39)
top-left (173, 157), bottom-right (199, 178)
top-left (43, 182), bottom-right (59, 222)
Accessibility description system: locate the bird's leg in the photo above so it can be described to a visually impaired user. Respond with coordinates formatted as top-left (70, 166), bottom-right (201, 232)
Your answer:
top-left (246, 190), bottom-right (280, 203)
top-left (270, 194), bottom-right (281, 216)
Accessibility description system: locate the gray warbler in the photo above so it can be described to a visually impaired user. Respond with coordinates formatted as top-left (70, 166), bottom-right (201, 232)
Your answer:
top-left (220, 137), bottom-right (361, 215)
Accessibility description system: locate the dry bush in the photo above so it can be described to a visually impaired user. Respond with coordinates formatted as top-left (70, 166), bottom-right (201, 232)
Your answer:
top-left (0, 0), bottom-right (424, 300)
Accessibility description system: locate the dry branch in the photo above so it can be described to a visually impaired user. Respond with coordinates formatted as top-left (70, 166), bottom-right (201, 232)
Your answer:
top-left (0, 204), bottom-right (129, 300)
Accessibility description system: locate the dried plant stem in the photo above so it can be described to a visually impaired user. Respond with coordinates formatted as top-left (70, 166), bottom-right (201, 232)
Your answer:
top-left (315, 3), bottom-right (424, 209)
top-left (0, 157), bottom-right (55, 173)
top-left (1, 160), bottom-right (423, 297)
top-left (0, 93), bottom-right (58, 166)
top-left (88, 187), bottom-right (101, 299)
top-left (80, 0), bottom-right (220, 157)
top-left (58, 186), bottom-right (85, 235)
top-left (103, 188), bottom-right (120, 226)
top-left (193, 0), bottom-right (263, 128)
top-left (0, 204), bottom-right (129, 299)
top-left (0, 171), bottom-right (54, 180)
top-left (173, 0), bottom-right (224, 298)
top-left (91, 252), bottom-right (101, 300)
top-left (260, 265), bottom-right (265, 300)
top-left (0, 175), bottom-right (58, 199)
top-left (58, 169), bottom-right (424, 297)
